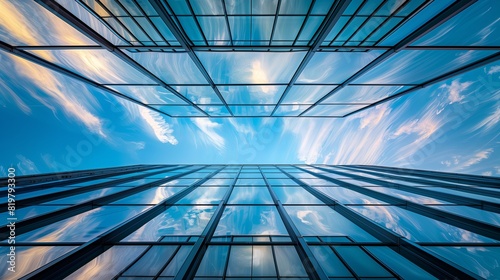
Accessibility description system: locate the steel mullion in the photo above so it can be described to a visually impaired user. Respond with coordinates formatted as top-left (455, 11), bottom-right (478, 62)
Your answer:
top-left (269, 0), bottom-right (350, 116)
top-left (0, 40), bottom-right (175, 118)
top-left (337, 165), bottom-right (500, 200)
top-left (0, 165), bottom-right (194, 240)
top-left (16, 165), bottom-right (164, 194)
top-left (276, 166), bottom-right (481, 279)
top-left (299, 0), bottom-right (478, 117)
top-left (112, 0), bottom-right (159, 46)
top-left (269, 0), bottom-right (282, 45)
top-left (220, 0), bottom-right (234, 46)
top-left (173, 166), bottom-right (242, 280)
top-left (329, 0), bottom-right (368, 46)
top-left (185, 0), bottom-right (210, 46)
top-left (149, 0), bottom-right (234, 116)
top-left (294, 166), bottom-right (500, 241)
top-left (75, 0), bottom-right (133, 45)
top-left (260, 166), bottom-right (328, 280)
top-left (36, 0), bottom-right (209, 116)
top-left (3, 164), bottom-right (159, 186)
top-left (291, 0), bottom-right (316, 46)
top-left (344, 51), bottom-right (500, 117)
top-left (7, 165), bottom-right (186, 208)
top-left (131, 0), bottom-right (170, 45)
top-left (21, 165), bottom-right (224, 280)
top-left (342, 0), bottom-right (388, 47)
top-left (93, 0), bottom-right (144, 44)
top-left (352, 165), bottom-right (500, 188)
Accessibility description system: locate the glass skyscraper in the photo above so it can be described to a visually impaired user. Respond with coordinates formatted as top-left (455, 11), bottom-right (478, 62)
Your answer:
top-left (2, 164), bottom-right (499, 279)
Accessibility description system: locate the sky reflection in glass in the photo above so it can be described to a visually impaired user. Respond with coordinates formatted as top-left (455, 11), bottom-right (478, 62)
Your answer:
top-left (214, 206), bottom-right (287, 236)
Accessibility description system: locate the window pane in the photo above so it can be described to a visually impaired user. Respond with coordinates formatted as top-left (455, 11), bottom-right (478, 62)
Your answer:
top-left (196, 246), bottom-right (229, 276)
top-left (66, 246), bottom-right (148, 279)
top-left (297, 51), bottom-right (384, 83)
top-left (322, 86), bottom-right (408, 104)
top-left (226, 246), bottom-right (252, 276)
top-left (309, 246), bottom-right (352, 277)
top-left (215, 206), bottom-right (288, 236)
top-left (124, 206), bottom-right (216, 241)
top-left (219, 85), bottom-right (286, 105)
top-left (285, 206), bottom-right (378, 242)
top-left (160, 245), bottom-right (193, 276)
top-left (356, 50), bottom-right (497, 85)
top-left (122, 246), bottom-right (177, 276)
top-left (253, 246), bottom-right (277, 276)
top-left (272, 186), bottom-right (323, 204)
top-left (176, 186), bottom-right (228, 204)
top-left (228, 186), bottom-right (274, 204)
top-left (106, 86), bottom-right (186, 105)
top-left (425, 246), bottom-right (500, 279)
top-left (283, 85), bottom-right (336, 104)
top-left (350, 206), bottom-right (497, 243)
top-left (197, 52), bottom-right (306, 84)
top-left (273, 246), bottom-right (307, 277)
top-left (18, 206), bottom-right (148, 242)
top-left (0, 246), bottom-right (77, 280)
top-left (28, 49), bottom-right (154, 84)
top-left (334, 246), bottom-right (393, 277)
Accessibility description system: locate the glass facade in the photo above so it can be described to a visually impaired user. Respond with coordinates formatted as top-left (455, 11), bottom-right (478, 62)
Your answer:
top-left (1, 164), bottom-right (499, 279)
top-left (1, 0), bottom-right (498, 118)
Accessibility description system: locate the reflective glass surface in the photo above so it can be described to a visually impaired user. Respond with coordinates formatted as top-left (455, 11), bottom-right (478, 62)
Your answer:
top-left (214, 206), bottom-right (288, 236)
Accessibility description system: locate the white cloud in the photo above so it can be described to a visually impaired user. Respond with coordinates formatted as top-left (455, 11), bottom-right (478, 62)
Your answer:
top-left (488, 65), bottom-right (500, 75)
top-left (482, 171), bottom-right (492, 176)
top-left (16, 154), bottom-right (39, 175)
top-left (192, 118), bottom-right (225, 151)
top-left (439, 80), bottom-right (472, 104)
top-left (139, 107), bottom-right (178, 145)
top-left (462, 148), bottom-right (493, 168)
top-left (471, 106), bottom-right (500, 133)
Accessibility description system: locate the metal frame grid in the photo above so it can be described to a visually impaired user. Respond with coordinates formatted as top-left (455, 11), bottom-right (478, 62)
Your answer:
top-left (1, 0), bottom-right (498, 118)
top-left (2, 164), bottom-right (499, 279)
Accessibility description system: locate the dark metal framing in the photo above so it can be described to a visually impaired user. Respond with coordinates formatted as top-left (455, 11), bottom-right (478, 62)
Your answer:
top-left (20, 165), bottom-right (225, 279)
top-left (275, 165), bottom-right (481, 279)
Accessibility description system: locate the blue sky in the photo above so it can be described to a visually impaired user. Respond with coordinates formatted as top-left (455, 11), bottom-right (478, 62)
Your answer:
top-left (0, 0), bottom-right (499, 176)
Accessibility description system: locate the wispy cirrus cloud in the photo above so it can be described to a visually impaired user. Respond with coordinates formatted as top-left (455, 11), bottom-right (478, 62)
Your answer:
top-left (139, 106), bottom-right (178, 145)
top-left (192, 118), bottom-right (225, 151)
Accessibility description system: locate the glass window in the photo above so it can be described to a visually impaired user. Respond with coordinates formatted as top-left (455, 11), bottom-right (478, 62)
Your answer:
top-left (160, 245), bottom-right (194, 276)
top-left (273, 246), bottom-right (308, 277)
top-left (420, 187), bottom-right (500, 204)
top-left (228, 186), bottom-right (273, 204)
top-left (18, 206), bottom-right (148, 242)
top-left (309, 246), bottom-right (353, 277)
top-left (229, 105), bottom-right (274, 116)
top-left (124, 206), bottom-right (216, 241)
top-left (413, 0), bottom-right (500, 46)
top-left (236, 178), bottom-right (266, 185)
top-left (196, 246), bottom-right (229, 276)
top-left (367, 187), bottom-right (451, 204)
top-left (322, 85), bottom-right (408, 103)
top-left (350, 206), bottom-right (498, 243)
top-left (355, 50), bottom-right (497, 85)
top-left (366, 247), bottom-right (437, 279)
top-left (173, 86), bottom-right (223, 105)
top-left (285, 206), bottom-right (378, 242)
top-left (314, 186), bottom-right (385, 204)
top-left (334, 246), bottom-right (393, 277)
top-left (219, 85), bottom-right (286, 105)
top-left (428, 205), bottom-right (500, 226)
top-left (122, 246), bottom-right (177, 276)
top-left (425, 246), bottom-right (500, 279)
top-left (282, 85), bottom-right (337, 104)
top-left (273, 105), bottom-right (310, 116)
top-left (272, 186), bottom-right (323, 204)
top-left (111, 186), bottom-right (185, 204)
top-left (0, 0), bottom-right (96, 46)
top-left (302, 104), bottom-right (367, 117)
top-left (43, 187), bottom-right (132, 205)
top-left (226, 246), bottom-right (252, 276)
top-left (127, 52), bottom-right (208, 84)
top-left (176, 186), bottom-right (228, 204)
top-left (297, 51), bottom-right (384, 83)
top-left (0, 205), bottom-right (68, 226)
top-left (153, 105), bottom-right (206, 117)
top-left (196, 52), bottom-right (306, 84)
top-left (214, 206), bottom-right (288, 236)
top-left (0, 246), bottom-right (77, 279)
top-left (65, 246), bottom-right (147, 279)
top-left (106, 86), bottom-right (187, 105)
